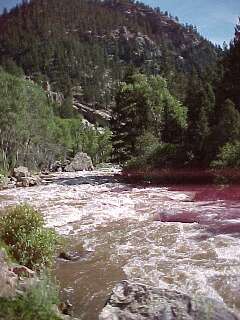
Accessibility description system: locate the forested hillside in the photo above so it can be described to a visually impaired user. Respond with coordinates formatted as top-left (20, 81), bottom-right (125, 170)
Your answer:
top-left (110, 18), bottom-right (240, 170)
top-left (0, 0), bottom-right (239, 173)
top-left (0, 0), bottom-right (218, 108)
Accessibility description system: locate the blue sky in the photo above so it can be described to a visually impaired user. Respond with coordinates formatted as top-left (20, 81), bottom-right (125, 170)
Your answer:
top-left (0, 0), bottom-right (239, 44)
top-left (145, 0), bottom-right (239, 45)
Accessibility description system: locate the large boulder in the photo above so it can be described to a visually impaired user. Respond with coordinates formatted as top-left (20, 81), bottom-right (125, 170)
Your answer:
top-left (13, 166), bottom-right (30, 181)
top-left (65, 152), bottom-right (94, 172)
top-left (99, 281), bottom-right (239, 320)
top-left (13, 166), bottom-right (41, 187)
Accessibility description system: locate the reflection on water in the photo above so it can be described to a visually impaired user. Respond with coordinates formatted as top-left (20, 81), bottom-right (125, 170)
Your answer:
top-left (0, 168), bottom-right (240, 319)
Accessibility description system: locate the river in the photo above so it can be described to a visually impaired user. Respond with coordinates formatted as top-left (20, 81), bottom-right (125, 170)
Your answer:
top-left (0, 167), bottom-right (240, 319)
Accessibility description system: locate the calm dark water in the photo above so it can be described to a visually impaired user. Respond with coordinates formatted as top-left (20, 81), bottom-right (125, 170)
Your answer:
top-left (0, 170), bottom-right (240, 319)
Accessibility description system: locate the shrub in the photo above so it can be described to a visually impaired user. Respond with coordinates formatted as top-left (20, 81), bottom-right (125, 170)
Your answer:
top-left (125, 143), bottom-right (188, 170)
top-left (211, 142), bottom-right (240, 169)
top-left (149, 143), bottom-right (179, 167)
top-left (0, 204), bottom-right (59, 270)
top-left (125, 156), bottom-right (148, 170)
top-left (0, 171), bottom-right (8, 186)
top-left (0, 276), bottom-right (61, 320)
top-left (0, 174), bottom-right (5, 185)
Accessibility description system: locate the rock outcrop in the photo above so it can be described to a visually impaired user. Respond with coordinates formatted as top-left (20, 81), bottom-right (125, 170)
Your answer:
top-left (65, 152), bottom-right (94, 172)
top-left (73, 100), bottom-right (111, 127)
top-left (13, 166), bottom-right (41, 187)
top-left (13, 166), bottom-right (30, 179)
top-left (0, 250), bottom-right (18, 298)
top-left (0, 248), bottom-right (80, 320)
top-left (50, 160), bottom-right (71, 172)
top-left (99, 281), bottom-right (239, 320)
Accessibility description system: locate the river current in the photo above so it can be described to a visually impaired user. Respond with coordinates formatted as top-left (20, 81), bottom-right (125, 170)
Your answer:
top-left (0, 167), bottom-right (240, 319)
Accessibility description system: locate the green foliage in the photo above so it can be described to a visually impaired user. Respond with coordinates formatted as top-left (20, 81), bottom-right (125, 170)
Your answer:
top-left (220, 18), bottom-right (240, 111)
top-left (184, 74), bottom-right (215, 163)
top-left (1, 2), bottom-right (239, 171)
top-left (0, 174), bottom-right (6, 184)
top-left (0, 0), bottom-right (217, 108)
top-left (215, 99), bottom-right (240, 146)
top-left (1, 59), bottom-right (24, 77)
top-left (126, 132), bottom-right (160, 169)
top-left (211, 142), bottom-right (240, 169)
top-left (111, 72), bottom-right (187, 163)
top-left (148, 143), bottom-right (181, 168)
top-left (59, 95), bottom-right (75, 119)
top-left (126, 141), bottom-right (188, 170)
top-left (0, 276), bottom-right (61, 320)
top-left (0, 69), bottom-right (112, 172)
top-left (0, 69), bottom-right (57, 171)
top-left (54, 117), bottom-right (112, 164)
top-left (0, 205), bottom-right (59, 270)
top-left (135, 131), bottom-right (160, 157)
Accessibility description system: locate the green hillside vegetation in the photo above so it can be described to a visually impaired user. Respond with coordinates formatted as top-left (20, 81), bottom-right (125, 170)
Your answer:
top-left (111, 18), bottom-right (240, 169)
top-left (0, 68), bottom-right (112, 172)
top-left (0, 0), bottom-right (218, 107)
top-left (0, 0), bottom-right (239, 172)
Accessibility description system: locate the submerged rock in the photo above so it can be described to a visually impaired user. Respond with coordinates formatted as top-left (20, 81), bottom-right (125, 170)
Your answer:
top-left (59, 300), bottom-right (73, 316)
top-left (99, 281), bottom-right (239, 320)
top-left (65, 152), bottom-right (94, 172)
top-left (58, 250), bottom-right (92, 261)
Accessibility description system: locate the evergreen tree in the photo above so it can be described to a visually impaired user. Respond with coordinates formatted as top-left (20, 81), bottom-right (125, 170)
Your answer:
top-left (216, 99), bottom-right (240, 146)
top-left (111, 72), bottom-right (187, 162)
top-left (221, 18), bottom-right (240, 110)
top-left (185, 74), bottom-right (215, 163)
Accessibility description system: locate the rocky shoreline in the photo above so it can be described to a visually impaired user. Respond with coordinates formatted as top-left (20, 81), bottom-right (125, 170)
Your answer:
top-left (0, 152), bottom-right (94, 191)
top-left (100, 281), bottom-right (240, 320)
top-left (0, 246), bottom-right (81, 320)
top-left (0, 166), bottom-right (42, 190)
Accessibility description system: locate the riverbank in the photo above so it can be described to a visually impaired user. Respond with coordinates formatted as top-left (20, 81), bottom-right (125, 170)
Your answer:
top-left (0, 204), bottom-right (80, 320)
top-left (120, 168), bottom-right (240, 185)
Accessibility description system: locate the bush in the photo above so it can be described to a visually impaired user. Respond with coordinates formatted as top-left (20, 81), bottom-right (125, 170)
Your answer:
top-left (0, 174), bottom-right (5, 184)
top-left (125, 156), bottom-right (148, 170)
top-left (0, 276), bottom-right (61, 320)
top-left (0, 170), bottom-right (8, 186)
top-left (0, 205), bottom-right (59, 270)
top-left (211, 142), bottom-right (240, 169)
top-left (125, 143), bottom-right (188, 170)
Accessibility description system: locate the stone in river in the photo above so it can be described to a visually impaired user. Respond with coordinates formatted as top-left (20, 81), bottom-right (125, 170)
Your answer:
top-left (99, 281), bottom-right (239, 320)
top-left (58, 250), bottom-right (91, 261)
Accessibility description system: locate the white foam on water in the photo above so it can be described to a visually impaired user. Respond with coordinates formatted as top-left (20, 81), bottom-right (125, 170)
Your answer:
top-left (1, 167), bottom-right (240, 315)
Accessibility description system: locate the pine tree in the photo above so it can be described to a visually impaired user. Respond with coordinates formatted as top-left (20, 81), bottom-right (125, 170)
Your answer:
top-left (221, 18), bottom-right (240, 110)
top-left (216, 99), bottom-right (240, 146)
top-left (185, 75), bottom-right (213, 163)
top-left (111, 72), bottom-right (187, 163)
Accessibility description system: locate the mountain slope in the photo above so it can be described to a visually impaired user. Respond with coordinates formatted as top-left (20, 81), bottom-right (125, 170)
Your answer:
top-left (0, 0), bottom-right (219, 108)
